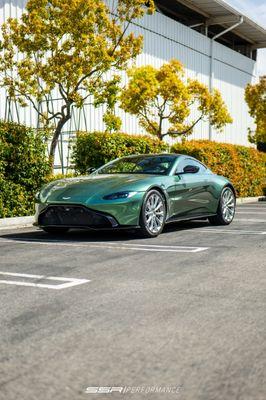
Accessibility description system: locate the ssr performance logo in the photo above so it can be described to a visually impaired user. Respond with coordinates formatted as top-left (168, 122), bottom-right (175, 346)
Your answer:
top-left (85, 386), bottom-right (183, 394)
top-left (85, 387), bottom-right (123, 394)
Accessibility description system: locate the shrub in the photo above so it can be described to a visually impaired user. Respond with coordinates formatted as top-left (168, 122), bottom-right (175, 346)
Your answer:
top-left (72, 131), bottom-right (168, 174)
top-left (171, 140), bottom-right (266, 197)
top-left (0, 177), bottom-right (33, 218)
top-left (0, 121), bottom-right (50, 192)
top-left (0, 121), bottom-right (50, 217)
top-left (44, 172), bottom-right (78, 183)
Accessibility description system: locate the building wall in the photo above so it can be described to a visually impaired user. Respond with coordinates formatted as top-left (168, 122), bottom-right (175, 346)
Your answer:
top-left (0, 1), bottom-right (257, 171)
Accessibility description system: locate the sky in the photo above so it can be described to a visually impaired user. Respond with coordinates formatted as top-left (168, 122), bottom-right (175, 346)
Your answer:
top-left (226, 0), bottom-right (266, 76)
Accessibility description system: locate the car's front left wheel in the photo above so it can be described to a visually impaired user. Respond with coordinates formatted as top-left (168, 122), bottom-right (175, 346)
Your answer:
top-left (139, 189), bottom-right (166, 238)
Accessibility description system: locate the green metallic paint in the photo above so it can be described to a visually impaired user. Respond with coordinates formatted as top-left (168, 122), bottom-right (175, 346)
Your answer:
top-left (35, 155), bottom-right (233, 227)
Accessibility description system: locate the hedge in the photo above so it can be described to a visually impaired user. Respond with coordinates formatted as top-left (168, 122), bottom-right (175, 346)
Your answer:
top-left (72, 131), bottom-right (168, 174)
top-left (171, 140), bottom-right (266, 197)
top-left (0, 178), bottom-right (33, 218)
top-left (0, 121), bottom-right (50, 218)
top-left (73, 133), bottom-right (265, 197)
top-left (1, 126), bottom-right (265, 218)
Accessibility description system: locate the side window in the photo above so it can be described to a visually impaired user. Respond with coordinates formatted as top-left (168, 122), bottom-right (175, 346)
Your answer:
top-left (187, 159), bottom-right (207, 173)
top-left (176, 158), bottom-right (207, 174)
top-left (176, 158), bottom-right (189, 173)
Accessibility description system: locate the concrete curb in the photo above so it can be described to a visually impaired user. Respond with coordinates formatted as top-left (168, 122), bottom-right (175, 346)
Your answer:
top-left (236, 196), bottom-right (266, 204)
top-left (0, 216), bottom-right (34, 230)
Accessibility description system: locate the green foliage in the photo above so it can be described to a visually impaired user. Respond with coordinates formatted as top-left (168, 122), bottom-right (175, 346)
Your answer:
top-left (0, 178), bottom-right (33, 218)
top-left (171, 140), bottom-right (266, 197)
top-left (245, 76), bottom-right (266, 144)
top-left (0, 121), bottom-right (50, 217)
top-left (0, 121), bottom-right (50, 191)
top-left (0, 0), bottom-right (154, 162)
top-left (120, 59), bottom-right (232, 140)
top-left (72, 131), bottom-right (168, 174)
top-left (94, 75), bottom-right (122, 133)
top-left (44, 172), bottom-right (79, 184)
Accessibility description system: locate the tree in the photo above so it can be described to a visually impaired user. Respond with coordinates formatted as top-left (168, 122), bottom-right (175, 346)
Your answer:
top-left (0, 0), bottom-right (154, 165)
top-left (120, 59), bottom-right (233, 140)
top-left (245, 76), bottom-right (266, 145)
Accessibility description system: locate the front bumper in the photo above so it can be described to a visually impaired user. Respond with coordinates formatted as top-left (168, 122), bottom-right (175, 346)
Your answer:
top-left (36, 204), bottom-right (139, 230)
top-left (37, 204), bottom-right (120, 229)
top-left (35, 192), bottom-right (144, 228)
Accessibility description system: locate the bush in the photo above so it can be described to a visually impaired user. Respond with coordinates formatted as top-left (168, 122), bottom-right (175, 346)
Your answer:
top-left (0, 177), bottom-right (33, 218)
top-left (0, 121), bottom-right (50, 192)
top-left (171, 140), bottom-right (266, 197)
top-left (0, 121), bottom-right (50, 217)
top-left (72, 131), bottom-right (168, 174)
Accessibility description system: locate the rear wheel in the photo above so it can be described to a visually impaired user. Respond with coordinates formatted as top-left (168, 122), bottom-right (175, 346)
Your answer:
top-left (209, 187), bottom-right (236, 226)
top-left (139, 189), bottom-right (166, 238)
top-left (42, 227), bottom-right (69, 234)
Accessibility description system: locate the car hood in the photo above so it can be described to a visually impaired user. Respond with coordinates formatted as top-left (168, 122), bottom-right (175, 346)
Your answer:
top-left (39, 174), bottom-right (156, 203)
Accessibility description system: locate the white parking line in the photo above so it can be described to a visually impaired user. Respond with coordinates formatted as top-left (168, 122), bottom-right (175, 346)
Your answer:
top-left (236, 211), bottom-right (266, 214)
top-left (0, 238), bottom-right (208, 253)
top-left (234, 218), bottom-right (266, 223)
top-left (112, 243), bottom-right (208, 253)
top-left (0, 271), bottom-right (90, 290)
top-left (237, 206), bottom-right (266, 208)
top-left (194, 229), bottom-right (266, 235)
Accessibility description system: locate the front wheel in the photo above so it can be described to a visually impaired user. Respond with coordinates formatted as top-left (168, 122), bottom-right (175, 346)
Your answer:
top-left (209, 187), bottom-right (236, 226)
top-left (139, 189), bottom-right (166, 238)
top-left (42, 227), bottom-right (69, 234)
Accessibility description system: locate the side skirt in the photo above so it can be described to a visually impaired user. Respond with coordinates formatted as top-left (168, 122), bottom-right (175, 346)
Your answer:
top-left (38, 224), bottom-right (140, 231)
top-left (165, 213), bottom-right (217, 225)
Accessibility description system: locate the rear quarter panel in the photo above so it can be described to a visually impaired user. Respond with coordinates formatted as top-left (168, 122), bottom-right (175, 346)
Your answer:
top-left (208, 174), bottom-right (234, 213)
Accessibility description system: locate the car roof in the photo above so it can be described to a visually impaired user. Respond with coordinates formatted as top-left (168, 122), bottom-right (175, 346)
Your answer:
top-left (118, 153), bottom-right (209, 170)
top-left (120, 153), bottom-right (182, 158)
top-left (119, 153), bottom-right (203, 162)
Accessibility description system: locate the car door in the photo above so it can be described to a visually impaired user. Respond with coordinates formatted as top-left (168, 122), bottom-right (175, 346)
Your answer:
top-left (172, 157), bottom-right (214, 218)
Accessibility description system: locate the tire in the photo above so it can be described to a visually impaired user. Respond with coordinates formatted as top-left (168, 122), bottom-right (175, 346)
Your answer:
top-left (208, 187), bottom-right (236, 226)
top-left (42, 227), bottom-right (69, 234)
top-left (139, 189), bottom-right (166, 238)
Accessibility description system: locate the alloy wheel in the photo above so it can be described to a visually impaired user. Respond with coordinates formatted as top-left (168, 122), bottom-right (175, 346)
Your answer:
top-left (221, 188), bottom-right (235, 223)
top-left (144, 192), bottom-right (165, 234)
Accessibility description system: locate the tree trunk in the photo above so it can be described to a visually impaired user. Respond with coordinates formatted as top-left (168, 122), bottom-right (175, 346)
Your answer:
top-left (158, 117), bottom-right (163, 141)
top-left (49, 115), bottom-right (71, 172)
top-left (158, 132), bottom-right (163, 141)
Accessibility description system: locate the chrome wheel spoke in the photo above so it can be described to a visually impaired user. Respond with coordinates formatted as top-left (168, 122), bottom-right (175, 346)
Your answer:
top-left (222, 189), bottom-right (235, 222)
top-left (226, 200), bottom-right (234, 207)
top-left (156, 210), bottom-right (164, 216)
top-left (146, 215), bottom-right (152, 223)
top-left (144, 193), bottom-right (165, 233)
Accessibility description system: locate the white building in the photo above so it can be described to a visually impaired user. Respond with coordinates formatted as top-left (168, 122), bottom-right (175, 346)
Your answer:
top-left (0, 0), bottom-right (266, 172)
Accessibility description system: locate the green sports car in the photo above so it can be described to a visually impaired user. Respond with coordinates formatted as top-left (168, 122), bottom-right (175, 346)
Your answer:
top-left (35, 154), bottom-right (236, 238)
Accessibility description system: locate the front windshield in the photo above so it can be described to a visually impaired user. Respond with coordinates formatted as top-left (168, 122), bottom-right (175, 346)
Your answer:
top-left (96, 155), bottom-right (177, 175)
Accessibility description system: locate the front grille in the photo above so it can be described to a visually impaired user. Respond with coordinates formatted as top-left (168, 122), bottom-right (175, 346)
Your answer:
top-left (38, 205), bottom-right (114, 228)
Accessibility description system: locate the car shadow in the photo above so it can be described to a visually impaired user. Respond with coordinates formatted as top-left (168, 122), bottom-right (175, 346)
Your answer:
top-left (0, 220), bottom-right (211, 243)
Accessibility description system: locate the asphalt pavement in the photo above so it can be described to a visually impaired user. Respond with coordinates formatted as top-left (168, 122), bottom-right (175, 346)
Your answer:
top-left (0, 202), bottom-right (265, 400)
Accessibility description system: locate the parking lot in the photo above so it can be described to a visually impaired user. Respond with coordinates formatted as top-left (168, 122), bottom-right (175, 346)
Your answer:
top-left (0, 202), bottom-right (265, 400)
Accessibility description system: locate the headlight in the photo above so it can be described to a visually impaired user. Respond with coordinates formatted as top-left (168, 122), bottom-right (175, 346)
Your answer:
top-left (103, 191), bottom-right (137, 200)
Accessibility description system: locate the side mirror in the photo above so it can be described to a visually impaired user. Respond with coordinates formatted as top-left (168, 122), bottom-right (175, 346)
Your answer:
top-left (87, 167), bottom-right (96, 174)
top-left (183, 165), bottom-right (199, 174)
top-left (176, 165), bottom-right (200, 175)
